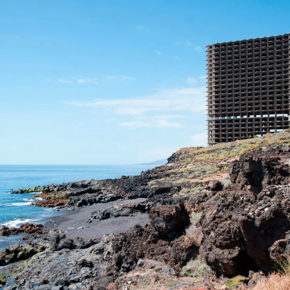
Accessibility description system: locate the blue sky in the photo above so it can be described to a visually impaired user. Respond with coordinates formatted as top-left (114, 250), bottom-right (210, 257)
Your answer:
top-left (0, 0), bottom-right (289, 164)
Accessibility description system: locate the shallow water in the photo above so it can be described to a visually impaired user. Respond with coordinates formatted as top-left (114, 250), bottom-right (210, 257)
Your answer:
top-left (0, 163), bottom-right (163, 249)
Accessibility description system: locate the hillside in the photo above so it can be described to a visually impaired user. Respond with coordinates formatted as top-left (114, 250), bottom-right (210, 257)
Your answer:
top-left (1, 130), bottom-right (289, 289)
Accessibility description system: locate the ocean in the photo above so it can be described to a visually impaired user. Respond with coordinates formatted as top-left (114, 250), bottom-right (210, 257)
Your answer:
top-left (0, 163), bottom-right (163, 249)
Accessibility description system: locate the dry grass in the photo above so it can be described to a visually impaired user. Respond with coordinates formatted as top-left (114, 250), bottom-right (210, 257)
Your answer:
top-left (250, 272), bottom-right (290, 290)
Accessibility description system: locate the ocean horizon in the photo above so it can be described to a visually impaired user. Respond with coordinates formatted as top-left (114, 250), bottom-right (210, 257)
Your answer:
top-left (0, 162), bottom-right (164, 249)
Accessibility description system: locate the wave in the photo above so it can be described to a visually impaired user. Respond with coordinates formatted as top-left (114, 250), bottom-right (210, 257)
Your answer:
top-left (2, 197), bottom-right (43, 207)
top-left (2, 218), bottom-right (37, 228)
top-left (5, 201), bottom-right (32, 207)
top-left (31, 197), bottom-right (43, 201)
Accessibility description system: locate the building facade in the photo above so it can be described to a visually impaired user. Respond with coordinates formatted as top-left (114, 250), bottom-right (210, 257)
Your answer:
top-left (207, 33), bottom-right (289, 145)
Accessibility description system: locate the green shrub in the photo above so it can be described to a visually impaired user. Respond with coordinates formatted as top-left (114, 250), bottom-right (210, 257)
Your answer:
top-left (180, 258), bottom-right (214, 282)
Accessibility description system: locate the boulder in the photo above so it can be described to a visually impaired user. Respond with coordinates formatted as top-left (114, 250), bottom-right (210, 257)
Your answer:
top-left (149, 203), bottom-right (190, 237)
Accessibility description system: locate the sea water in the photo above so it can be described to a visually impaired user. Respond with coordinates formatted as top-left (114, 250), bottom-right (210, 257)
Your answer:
top-left (0, 163), bottom-right (163, 249)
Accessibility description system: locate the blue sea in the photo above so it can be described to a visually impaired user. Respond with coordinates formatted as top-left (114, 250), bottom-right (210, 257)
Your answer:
top-left (0, 163), bottom-right (163, 249)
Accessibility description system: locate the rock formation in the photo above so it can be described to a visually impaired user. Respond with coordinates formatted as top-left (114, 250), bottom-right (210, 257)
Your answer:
top-left (2, 130), bottom-right (289, 289)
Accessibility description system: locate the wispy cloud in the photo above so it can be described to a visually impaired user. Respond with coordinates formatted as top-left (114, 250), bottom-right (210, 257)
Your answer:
top-left (69, 86), bottom-right (206, 115)
top-left (69, 86), bottom-right (205, 130)
top-left (120, 115), bottom-right (183, 128)
top-left (106, 75), bottom-right (134, 82)
top-left (176, 41), bottom-right (203, 53)
top-left (57, 78), bottom-right (74, 84)
top-left (57, 75), bottom-right (134, 85)
top-left (57, 77), bottom-right (99, 85)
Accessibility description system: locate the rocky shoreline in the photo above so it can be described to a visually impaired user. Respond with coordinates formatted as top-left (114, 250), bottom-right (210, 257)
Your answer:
top-left (0, 131), bottom-right (289, 289)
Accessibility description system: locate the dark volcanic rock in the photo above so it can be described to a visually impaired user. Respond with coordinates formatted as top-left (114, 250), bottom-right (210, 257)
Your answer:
top-left (0, 244), bottom-right (44, 266)
top-left (196, 184), bottom-right (289, 276)
top-left (0, 223), bottom-right (46, 236)
top-left (105, 202), bottom-right (196, 276)
top-left (27, 229), bottom-right (97, 251)
top-left (4, 136), bottom-right (289, 288)
top-left (89, 200), bottom-right (148, 222)
top-left (13, 169), bottom-right (181, 209)
top-left (206, 180), bottom-right (223, 192)
top-left (110, 224), bottom-right (197, 275)
top-left (149, 203), bottom-right (190, 238)
top-left (230, 149), bottom-right (289, 193)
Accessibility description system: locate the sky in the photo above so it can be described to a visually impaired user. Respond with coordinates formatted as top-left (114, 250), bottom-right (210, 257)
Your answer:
top-left (0, 0), bottom-right (289, 165)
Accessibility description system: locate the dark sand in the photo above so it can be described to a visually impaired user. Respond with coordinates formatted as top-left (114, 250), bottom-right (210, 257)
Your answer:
top-left (48, 198), bottom-right (149, 240)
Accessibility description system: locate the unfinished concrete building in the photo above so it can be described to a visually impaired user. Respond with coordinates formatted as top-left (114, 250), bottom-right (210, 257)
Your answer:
top-left (207, 33), bottom-right (289, 145)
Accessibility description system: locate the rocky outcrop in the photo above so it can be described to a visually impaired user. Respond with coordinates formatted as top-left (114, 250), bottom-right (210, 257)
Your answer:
top-left (108, 203), bottom-right (197, 276)
top-left (192, 184), bottom-right (289, 277)
top-left (0, 244), bottom-right (45, 266)
top-left (0, 223), bottom-right (46, 236)
top-left (12, 174), bottom-right (181, 209)
top-left (230, 149), bottom-right (289, 193)
top-left (88, 200), bottom-right (148, 222)
top-left (3, 131), bottom-right (289, 289)
top-left (149, 203), bottom-right (189, 238)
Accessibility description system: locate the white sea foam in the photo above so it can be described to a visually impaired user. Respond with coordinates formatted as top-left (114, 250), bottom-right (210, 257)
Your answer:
top-left (6, 202), bottom-right (32, 207)
top-left (2, 218), bottom-right (37, 228)
top-left (32, 197), bottom-right (43, 201)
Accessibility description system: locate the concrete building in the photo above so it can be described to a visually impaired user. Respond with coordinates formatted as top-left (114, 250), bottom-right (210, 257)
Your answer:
top-left (207, 33), bottom-right (289, 145)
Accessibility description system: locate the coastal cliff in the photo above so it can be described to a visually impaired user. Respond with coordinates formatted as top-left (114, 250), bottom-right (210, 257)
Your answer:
top-left (1, 130), bottom-right (289, 289)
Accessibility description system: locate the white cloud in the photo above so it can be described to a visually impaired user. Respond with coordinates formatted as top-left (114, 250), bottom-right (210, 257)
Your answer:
top-left (176, 41), bottom-right (203, 53)
top-left (77, 78), bottom-right (99, 85)
top-left (69, 86), bottom-right (206, 131)
top-left (69, 86), bottom-right (206, 115)
top-left (57, 78), bottom-right (74, 84)
top-left (57, 78), bottom-right (99, 85)
top-left (120, 118), bottom-right (182, 129)
top-left (106, 75), bottom-right (134, 82)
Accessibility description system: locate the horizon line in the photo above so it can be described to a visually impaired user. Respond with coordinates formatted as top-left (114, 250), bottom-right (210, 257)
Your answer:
top-left (0, 160), bottom-right (167, 167)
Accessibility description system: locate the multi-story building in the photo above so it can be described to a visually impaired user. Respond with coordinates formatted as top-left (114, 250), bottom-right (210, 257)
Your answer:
top-left (207, 33), bottom-right (289, 145)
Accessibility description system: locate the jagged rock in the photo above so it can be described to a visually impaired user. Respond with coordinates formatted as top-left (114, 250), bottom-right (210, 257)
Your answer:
top-left (196, 184), bottom-right (289, 276)
top-left (149, 203), bottom-right (190, 237)
top-left (230, 150), bottom-right (289, 192)
top-left (169, 235), bottom-right (198, 271)
top-left (4, 132), bottom-right (290, 288)
top-left (206, 180), bottom-right (223, 192)
top-left (0, 223), bottom-right (46, 236)
top-left (89, 201), bottom-right (148, 222)
top-left (0, 244), bottom-right (44, 266)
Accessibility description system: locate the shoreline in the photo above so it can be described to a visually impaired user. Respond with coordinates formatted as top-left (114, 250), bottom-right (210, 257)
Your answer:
top-left (0, 131), bottom-right (288, 289)
top-left (0, 208), bottom-right (66, 250)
